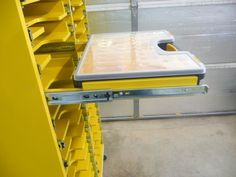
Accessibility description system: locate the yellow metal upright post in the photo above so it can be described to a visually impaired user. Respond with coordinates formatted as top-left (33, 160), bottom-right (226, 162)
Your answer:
top-left (0, 1), bottom-right (104, 177)
top-left (0, 1), bottom-right (65, 177)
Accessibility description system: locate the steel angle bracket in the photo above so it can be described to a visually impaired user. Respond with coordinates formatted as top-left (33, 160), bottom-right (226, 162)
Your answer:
top-left (46, 85), bottom-right (208, 105)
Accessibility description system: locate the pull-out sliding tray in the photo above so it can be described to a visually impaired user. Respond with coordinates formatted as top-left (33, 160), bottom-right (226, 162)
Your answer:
top-left (73, 30), bottom-right (206, 90)
top-left (45, 31), bottom-right (207, 105)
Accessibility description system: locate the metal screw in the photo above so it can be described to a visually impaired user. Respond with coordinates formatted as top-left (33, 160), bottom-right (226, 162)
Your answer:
top-left (63, 160), bottom-right (69, 168)
top-left (52, 96), bottom-right (58, 100)
top-left (58, 140), bottom-right (66, 150)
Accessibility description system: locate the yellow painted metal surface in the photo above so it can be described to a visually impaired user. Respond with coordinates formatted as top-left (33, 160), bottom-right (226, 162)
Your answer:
top-left (55, 118), bottom-right (70, 141)
top-left (32, 20), bottom-right (71, 51)
top-left (73, 6), bottom-right (85, 21)
top-left (0, 1), bottom-right (66, 177)
top-left (76, 32), bottom-right (88, 44)
top-left (21, 0), bottom-right (40, 6)
top-left (23, 1), bottom-right (67, 26)
top-left (29, 26), bottom-right (45, 40)
top-left (166, 43), bottom-right (178, 51)
top-left (82, 76), bottom-right (198, 90)
top-left (71, 145), bottom-right (89, 161)
top-left (41, 54), bottom-right (74, 89)
top-left (68, 166), bottom-right (76, 177)
top-left (76, 19), bottom-right (87, 35)
top-left (71, 0), bottom-right (84, 6)
top-left (2, 1), bottom-right (102, 177)
top-left (61, 137), bottom-right (72, 160)
top-left (71, 132), bottom-right (87, 150)
top-left (35, 54), bottom-right (51, 71)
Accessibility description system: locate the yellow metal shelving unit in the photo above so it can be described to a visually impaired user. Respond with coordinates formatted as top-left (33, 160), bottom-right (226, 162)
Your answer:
top-left (0, 1), bottom-right (104, 177)
top-left (0, 1), bottom-right (208, 177)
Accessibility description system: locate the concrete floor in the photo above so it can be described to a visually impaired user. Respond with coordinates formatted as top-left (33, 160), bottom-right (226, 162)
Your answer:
top-left (102, 115), bottom-right (236, 177)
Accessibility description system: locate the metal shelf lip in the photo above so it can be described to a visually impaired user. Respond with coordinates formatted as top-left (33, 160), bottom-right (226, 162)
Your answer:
top-left (46, 85), bottom-right (208, 105)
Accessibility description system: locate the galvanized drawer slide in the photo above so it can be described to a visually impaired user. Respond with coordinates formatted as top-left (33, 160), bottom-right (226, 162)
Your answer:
top-left (46, 85), bottom-right (208, 105)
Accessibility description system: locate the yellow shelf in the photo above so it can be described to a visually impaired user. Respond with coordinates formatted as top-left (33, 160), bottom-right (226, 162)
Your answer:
top-left (49, 79), bottom-right (75, 89)
top-left (71, 143), bottom-right (88, 162)
top-left (67, 120), bottom-right (85, 137)
top-left (57, 105), bottom-right (81, 120)
top-left (75, 153), bottom-right (90, 171)
top-left (71, 0), bottom-right (83, 7)
top-left (85, 110), bottom-right (100, 120)
top-left (55, 118), bottom-right (70, 141)
top-left (88, 109), bottom-right (98, 116)
top-left (75, 44), bottom-right (86, 59)
top-left (89, 118), bottom-right (100, 127)
top-left (77, 51), bottom-right (83, 59)
top-left (76, 19), bottom-right (86, 35)
top-left (59, 110), bottom-right (82, 125)
top-left (41, 54), bottom-right (73, 89)
top-left (86, 103), bottom-right (97, 108)
top-left (76, 33), bottom-right (88, 45)
top-left (66, 34), bottom-right (77, 43)
top-left (41, 64), bottom-right (62, 89)
top-left (91, 124), bottom-right (101, 134)
top-left (94, 143), bottom-right (103, 156)
top-left (67, 165), bottom-right (76, 177)
top-left (76, 26), bottom-right (86, 36)
top-left (32, 21), bottom-right (71, 52)
top-left (23, 1), bottom-right (67, 26)
top-left (77, 165), bottom-right (93, 177)
top-left (21, 0), bottom-right (40, 6)
top-left (70, 109), bottom-right (83, 125)
top-left (35, 54), bottom-right (51, 72)
top-left (29, 26), bottom-right (45, 40)
top-left (71, 132), bottom-right (87, 150)
top-left (73, 6), bottom-right (85, 21)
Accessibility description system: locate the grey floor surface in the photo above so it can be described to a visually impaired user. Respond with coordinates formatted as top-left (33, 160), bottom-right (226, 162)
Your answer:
top-left (102, 116), bottom-right (236, 177)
